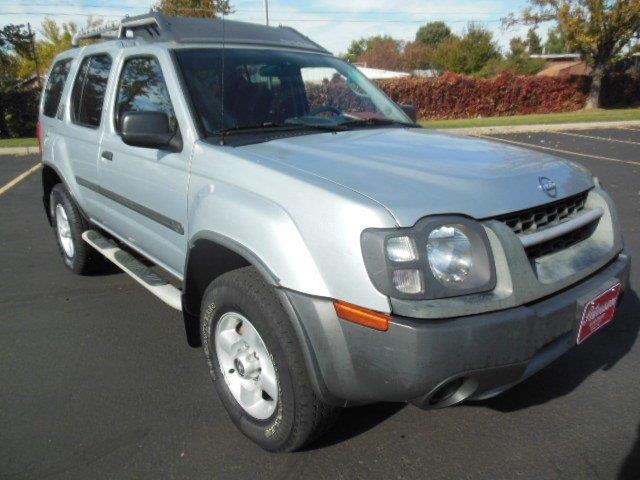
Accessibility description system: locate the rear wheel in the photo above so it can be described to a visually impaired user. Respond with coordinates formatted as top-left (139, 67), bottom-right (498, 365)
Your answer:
top-left (201, 266), bottom-right (340, 452)
top-left (50, 184), bottom-right (102, 274)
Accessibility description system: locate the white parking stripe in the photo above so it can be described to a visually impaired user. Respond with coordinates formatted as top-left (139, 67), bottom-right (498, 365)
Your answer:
top-left (477, 135), bottom-right (639, 166)
top-left (552, 130), bottom-right (640, 145)
top-left (0, 163), bottom-right (42, 197)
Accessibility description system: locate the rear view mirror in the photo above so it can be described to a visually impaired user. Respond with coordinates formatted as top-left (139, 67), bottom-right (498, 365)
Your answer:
top-left (120, 111), bottom-right (182, 152)
top-left (400, 104), bottom-right (417, 123)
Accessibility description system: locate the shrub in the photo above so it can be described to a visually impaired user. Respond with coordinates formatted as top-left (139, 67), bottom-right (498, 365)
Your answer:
top-left (0, 90), bottom-right (40, 138)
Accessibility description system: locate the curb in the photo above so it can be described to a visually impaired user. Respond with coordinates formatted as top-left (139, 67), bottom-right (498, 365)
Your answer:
top-left (436, 119), bottom-right (640, 136)
top-left (0, 146), bottom-right (40, 156)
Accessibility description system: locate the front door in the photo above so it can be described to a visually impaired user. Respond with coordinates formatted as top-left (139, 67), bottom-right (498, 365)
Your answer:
top-left (98, 51), bottom-right (190, 276)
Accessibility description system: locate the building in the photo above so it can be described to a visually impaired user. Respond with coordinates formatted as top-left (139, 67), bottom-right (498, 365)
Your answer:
top-left (532, 53), bottom-right (640, 77)
top-left (531, 54), bottom-right (590, 77)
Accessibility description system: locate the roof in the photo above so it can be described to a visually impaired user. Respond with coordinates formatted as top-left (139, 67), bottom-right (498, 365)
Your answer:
top-left (530, 53), bottom-right (581, 60)
top-left (536, 60), bottom-right (590, 77)
top-left (73, 12), bottom-right (329, 53)
top-left (356, 66), bottom-right (410, 80)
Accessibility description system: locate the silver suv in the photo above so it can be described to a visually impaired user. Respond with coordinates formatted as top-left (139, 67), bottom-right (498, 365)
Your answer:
top-left (39, 13), bottom-right (630, 452)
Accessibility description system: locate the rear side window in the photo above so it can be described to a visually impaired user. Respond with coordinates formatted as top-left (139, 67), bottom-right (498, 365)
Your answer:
top-left (43, 59), bottom-right (72, 118)
top-left (114, 56), bottom-right (177, 133)
top-left (71, 54), bottom-right (112, 128)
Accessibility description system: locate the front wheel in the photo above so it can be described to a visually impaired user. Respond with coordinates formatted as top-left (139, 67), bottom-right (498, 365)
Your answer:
top-left (201, 267), bottom-right (340, 452)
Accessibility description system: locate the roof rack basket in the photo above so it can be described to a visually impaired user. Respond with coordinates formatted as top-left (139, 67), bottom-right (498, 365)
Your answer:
top-left (71, 12), bottom-right (328, 53)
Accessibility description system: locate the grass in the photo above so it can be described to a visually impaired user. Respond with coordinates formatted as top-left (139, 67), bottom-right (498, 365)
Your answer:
top-left (420, 107), bottom-right (640, 129)
top-left (0, 137), bottom-right (38, 148)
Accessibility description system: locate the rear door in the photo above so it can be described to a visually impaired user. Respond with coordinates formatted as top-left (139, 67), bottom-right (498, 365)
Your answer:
top-left (98, 50), bottom-right (191, 276)
top-left (39, 56), bottom-right (74, 167)
top-left (63, 53), bottom-right (113, 218)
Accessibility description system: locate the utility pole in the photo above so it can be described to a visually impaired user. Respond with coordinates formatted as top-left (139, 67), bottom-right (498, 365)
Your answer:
top-left (263, 0), bottom-right (269, 26)
top-left (27, 23), bottom-right (41, 89)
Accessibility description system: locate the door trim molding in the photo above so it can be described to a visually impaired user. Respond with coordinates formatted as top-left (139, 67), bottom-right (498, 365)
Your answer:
top-left (75, 176), bottom-right (184, 235)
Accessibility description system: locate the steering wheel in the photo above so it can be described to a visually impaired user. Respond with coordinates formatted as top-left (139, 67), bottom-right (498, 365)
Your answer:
top-left (309, 105), bottom-right (342, 117)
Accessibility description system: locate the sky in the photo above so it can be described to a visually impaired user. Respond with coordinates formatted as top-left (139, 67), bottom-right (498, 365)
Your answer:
top-left (0, 0), bottom-right (546, 55)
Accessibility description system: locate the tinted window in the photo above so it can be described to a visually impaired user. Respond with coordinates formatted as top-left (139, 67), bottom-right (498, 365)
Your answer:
top-left (71, 54), bottom-right (112, 128)
top-left (115, 57), bottom-right (177, 132)
top-left (43, 59), bottom-right (72, 118)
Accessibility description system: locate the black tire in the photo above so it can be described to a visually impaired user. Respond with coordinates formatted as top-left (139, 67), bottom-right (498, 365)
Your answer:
top-left (201, 266), bottom-right (340, 452)
top-left (49, 184), bottom-right (102, 275)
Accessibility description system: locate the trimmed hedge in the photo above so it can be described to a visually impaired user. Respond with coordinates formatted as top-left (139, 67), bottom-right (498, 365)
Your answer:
top-left (377, 72), bottom-right (640, 120)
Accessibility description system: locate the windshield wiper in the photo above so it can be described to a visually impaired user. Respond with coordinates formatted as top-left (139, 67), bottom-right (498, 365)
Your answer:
top-left (219, 122), bottom-right (345, 137)
top-left (284, 121), bottom-right (347, 132)
top-left (339, 118), bottom-right (416, 128)
top-left (219, 123), bottom-right (294, 136)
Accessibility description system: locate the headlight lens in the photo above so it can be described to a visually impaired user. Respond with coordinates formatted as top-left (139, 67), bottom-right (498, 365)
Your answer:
top-left (392, 269), bottom-right (423, 294)
top-left (386, 236), bottom-right (417, 262)
top-left (427, 225), bottom-right (473, 285)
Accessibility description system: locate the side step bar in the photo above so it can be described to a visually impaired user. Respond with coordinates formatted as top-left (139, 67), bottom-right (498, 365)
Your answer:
top-left (82, 230), bottom-right (182, 311)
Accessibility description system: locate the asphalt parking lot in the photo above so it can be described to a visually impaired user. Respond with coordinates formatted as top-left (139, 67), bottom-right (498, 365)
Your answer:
top-left (1, 126), bottom-right (639, 480)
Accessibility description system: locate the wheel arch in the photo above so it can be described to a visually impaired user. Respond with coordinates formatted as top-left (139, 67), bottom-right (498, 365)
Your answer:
top-left (181, 232), bottom-right (338, 405)
top-left (42, 164), bottom-right (63, 225)
top-left (182, 232), bottom-right (280, 346)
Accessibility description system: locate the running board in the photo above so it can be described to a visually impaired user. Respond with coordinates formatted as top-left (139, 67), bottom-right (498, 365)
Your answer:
top-left (82, 230), bottom-right (182, 311)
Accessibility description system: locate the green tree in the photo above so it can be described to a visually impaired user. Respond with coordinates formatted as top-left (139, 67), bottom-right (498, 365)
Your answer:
top-left (0, 24), bottom-right (31, 91)
top-left (510, 37), bottom-right (528, 57)
top-left (431, 23), bottom-right (500, 75)
top-left (544, 25), bottom-right (570, 54)
top-left (526, 28), bottom-right (543, 54)
top-left (343, 38), bottom-right (367, 63)
top-left (156, 0), bottom-right (233, 18)
top-left (15, 18), bottom-right (94, 80)
top-left (505, 0), bottom-right (640, 108)
top-left (415, 21), bottom-right (452, 46)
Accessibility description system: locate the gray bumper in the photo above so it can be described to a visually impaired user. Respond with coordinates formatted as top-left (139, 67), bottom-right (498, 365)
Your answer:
top-left (284, 253), bottom-right (631, 407)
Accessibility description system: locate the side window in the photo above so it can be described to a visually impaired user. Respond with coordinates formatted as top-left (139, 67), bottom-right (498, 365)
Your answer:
top-left (43, 59), bottom-right (72, 118)
top-left (71, 54), bottom-right (112, 128)
top-left (115, 57), bottom-right (177, 133)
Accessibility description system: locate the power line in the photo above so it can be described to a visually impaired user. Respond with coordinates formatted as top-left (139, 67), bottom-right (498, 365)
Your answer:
top-left (0, 11), bottom-right (504, 23)
top-left (0, 1), bottom-right (513, 16)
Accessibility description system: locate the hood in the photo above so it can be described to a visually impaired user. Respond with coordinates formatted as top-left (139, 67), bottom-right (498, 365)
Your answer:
top-left (238, 128), bottom-right (594, 227)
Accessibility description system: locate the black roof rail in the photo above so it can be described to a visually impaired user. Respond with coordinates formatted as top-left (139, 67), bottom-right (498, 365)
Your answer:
top-left (72, 12), bottom-right (329, 54)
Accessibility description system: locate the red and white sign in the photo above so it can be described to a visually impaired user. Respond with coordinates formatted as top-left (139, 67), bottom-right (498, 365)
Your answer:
top-left (577, 283), bottom-right (621, 344)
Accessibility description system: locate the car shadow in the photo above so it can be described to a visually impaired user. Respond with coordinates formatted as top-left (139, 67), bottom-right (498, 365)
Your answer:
top-left (618, 423), bottom-right (640, 480)
top-left (304, 402), bottom-right (406, 450)
top-left (477, 289), bottom-right (639, 412)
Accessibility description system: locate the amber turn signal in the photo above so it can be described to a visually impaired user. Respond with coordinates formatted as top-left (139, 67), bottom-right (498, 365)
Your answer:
top-left (333, 301), bottom-right (390, 332)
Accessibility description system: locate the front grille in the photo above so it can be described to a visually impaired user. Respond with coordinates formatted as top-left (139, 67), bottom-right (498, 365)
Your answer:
top-left (524, 220), bottom-right (597, 259)
top-left (496, 191), bottom-right (589, 235)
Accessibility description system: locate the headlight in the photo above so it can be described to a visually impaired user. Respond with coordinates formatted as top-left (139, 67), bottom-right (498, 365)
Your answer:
top-left (361, 216), bottom-right (495, 300)
top-left (427, 225), bottom-right (472, 285)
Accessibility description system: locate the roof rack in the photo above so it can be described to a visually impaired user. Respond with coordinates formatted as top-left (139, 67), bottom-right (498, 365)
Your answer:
top-left (71, 12), bottom-right (329, 53)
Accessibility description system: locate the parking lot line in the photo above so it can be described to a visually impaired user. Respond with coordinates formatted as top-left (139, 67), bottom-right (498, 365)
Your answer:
top-left (553, 130), bottom-right (640, 145)
top-left (477, 135), bottom-right (639, 166)
top-left (0, 163), bottom-right (42, 197)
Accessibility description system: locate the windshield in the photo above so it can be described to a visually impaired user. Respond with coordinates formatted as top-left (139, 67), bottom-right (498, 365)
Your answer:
top-left (174, 48), bottom-right (412, 136)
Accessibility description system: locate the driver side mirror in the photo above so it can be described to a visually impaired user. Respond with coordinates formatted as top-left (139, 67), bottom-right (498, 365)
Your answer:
top-left (400, 104), bottom-right (417, 123)
top-left (120, 111), bottom-right (182, 152)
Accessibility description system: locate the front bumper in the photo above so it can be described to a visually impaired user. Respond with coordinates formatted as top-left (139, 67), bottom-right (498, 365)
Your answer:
top-left (284, 252), bottom-right (631, 407)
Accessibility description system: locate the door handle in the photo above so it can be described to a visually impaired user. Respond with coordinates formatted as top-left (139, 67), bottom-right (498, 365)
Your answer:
top-left (101, 151), bottom-right (113, 161)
